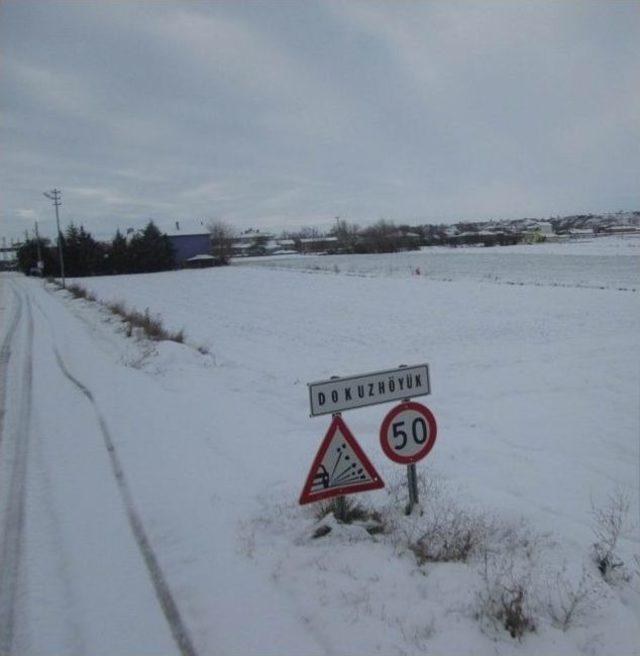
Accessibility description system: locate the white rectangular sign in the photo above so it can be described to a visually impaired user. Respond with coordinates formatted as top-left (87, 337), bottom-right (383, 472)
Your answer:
top-left (308, 364), bottom-right (430, 416)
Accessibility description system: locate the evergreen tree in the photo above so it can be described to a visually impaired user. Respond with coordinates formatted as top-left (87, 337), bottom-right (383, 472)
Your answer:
top-left (63, 223), bottom-right (103, 276)
top-left (16, 238), bottom-right (57, 276)
top-left (128, 221), bottom-right (174, 273)
top-left (63, 223), bottom-right (81, 276)
top-left (109, 229), bottom-right (129, 274)
top-left (77, 225), bottom-right (105, 275)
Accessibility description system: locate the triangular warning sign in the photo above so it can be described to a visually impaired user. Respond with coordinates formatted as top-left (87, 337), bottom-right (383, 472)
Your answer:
top-left (299, 415), bottom-right (384, 505)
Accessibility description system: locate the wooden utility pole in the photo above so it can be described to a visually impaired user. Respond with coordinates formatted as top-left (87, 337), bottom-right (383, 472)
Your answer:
top-left (43, 189), bottom-right (65, 287)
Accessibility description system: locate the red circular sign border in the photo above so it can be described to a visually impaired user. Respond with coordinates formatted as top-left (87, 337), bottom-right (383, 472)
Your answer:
top-left (379, 401), bottom-right (438, 464)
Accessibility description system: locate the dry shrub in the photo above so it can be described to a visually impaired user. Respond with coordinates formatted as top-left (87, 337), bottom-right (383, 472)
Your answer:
top-left (106, 300), bottom-right (127, 316)
top-left (66, 283), bottom-right (97, 302)
top-left (410, 504), bottom-right (489, 564)
top-left (476, 553), bottom-right (537, 640)
top-left (315, 496), bottom-right (380, 525)
top-left (105, 300), bottom-right (184, 344)
top-left (384, 472), bottom-right (493, 564)
top-left (591, 490), bottom-right (631, 582)
top-left (312, 496), bottom-right (386, 538)
top-left (546, 569), bottom-right (596, 631)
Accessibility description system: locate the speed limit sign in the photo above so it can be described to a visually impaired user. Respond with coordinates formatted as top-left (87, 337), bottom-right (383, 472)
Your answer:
top-left (380, 401), bottom-right (437, 464)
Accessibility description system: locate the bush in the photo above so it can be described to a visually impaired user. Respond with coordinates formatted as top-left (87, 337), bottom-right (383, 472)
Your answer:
top-left (384, 473), bottom-right (493, 564)
top-left (545, 569), bottom-right (596, 631)
top-left (312, 496), bottom-right (386, 537)
top-left (591, 490), bottom-right (631, 582)
top-left (122, 307), bottom-right (184, 343)
top-left (316, 496), bottom-right (376, 524)
top-left (66, 283), bottom-right (96, 302)
top-left (476, 553), bottom-right (537, 640)
top-left (409, 504), bottom-right (488, 563)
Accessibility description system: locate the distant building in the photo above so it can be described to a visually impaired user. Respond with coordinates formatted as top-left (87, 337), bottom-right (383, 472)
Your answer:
top-left (448, 231), bottom-right (519, 247)
top-left (164, 220), bottom-right (214, 266)
top-left (183, 254), bottom-right (216, 269)
top-left (232, 229), bottom-right (277, 257)
top-left (299, 236), bottom-right (339, 253)
top-left (600, 225), bottom-right (640, 234)
top-left (166, 232), bottom-right (212, 265)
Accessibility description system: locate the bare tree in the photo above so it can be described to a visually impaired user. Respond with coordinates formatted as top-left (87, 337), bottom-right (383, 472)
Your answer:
top-left (208, 220), bottom-right (237, 265)
top-left (361, 219), bottom-right (399, 253)
top-left (297, 226), bottom-right (321, 239)
top-left (330, 219), bottom-right (360, 253)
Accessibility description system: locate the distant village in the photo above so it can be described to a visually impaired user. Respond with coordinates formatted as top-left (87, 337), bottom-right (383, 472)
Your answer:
top-left (167, 211), bottom-right (640, 267)
top-left (5, 210), bottom-right (640, 276)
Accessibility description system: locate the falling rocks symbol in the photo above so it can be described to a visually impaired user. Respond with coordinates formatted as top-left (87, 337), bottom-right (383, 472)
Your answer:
top-left (299, 415), bottom-right (384, 505)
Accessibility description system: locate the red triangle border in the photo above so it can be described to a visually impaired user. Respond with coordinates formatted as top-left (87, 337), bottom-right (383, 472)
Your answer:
top-left (299, 415), bottom-right (384, 505)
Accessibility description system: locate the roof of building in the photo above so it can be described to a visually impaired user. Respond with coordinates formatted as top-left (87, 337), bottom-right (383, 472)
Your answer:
top-left (300, 236), bottom-right (338, 243)
top-left (168, 232), bottom-right (211, 239)
top-left (163, 219), bottom-right (210, 237)
top-left (186, 254), bottom-right (216, 261)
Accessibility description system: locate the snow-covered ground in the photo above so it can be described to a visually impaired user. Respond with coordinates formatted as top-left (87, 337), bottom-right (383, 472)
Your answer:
top-left (1, 239), bottom-right (638, 655)
top-left (238, 234), bottom-right (639, 291)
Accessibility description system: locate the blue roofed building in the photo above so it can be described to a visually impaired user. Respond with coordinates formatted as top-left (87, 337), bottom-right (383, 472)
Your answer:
top-left (165, 221), bottom-right (215, 267)
top-left (168, 232), bottom-right (212, 263)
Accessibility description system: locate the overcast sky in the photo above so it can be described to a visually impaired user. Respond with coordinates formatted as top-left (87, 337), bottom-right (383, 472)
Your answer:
top-left (1, 1), bottom-right (638, 242)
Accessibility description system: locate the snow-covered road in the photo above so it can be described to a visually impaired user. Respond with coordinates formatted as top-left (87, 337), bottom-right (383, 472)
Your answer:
top-left (0, 275), bottom-right (185, 655)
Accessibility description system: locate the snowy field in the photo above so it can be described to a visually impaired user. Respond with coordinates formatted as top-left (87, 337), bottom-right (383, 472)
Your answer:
top-left (239, 235), bottom-right (639, 292)
top-left (3, 238), bottom-right (639, 655)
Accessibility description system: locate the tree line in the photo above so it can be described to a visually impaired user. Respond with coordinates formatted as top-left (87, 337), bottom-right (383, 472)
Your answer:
top-left (208, 218), bottom-right (431, 260)
top-left (17, 220), bottom-right (175, 278)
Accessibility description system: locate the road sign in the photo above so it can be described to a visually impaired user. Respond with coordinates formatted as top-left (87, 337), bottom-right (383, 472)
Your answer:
top-left (308, 364), bottom-right (430, 416)
top-left (379, 401), bottom-right (437, 465)
top-left (299, 415), bottom-right (384, 505)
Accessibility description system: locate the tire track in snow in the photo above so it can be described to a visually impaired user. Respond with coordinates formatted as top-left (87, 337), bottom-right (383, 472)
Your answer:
top-left (30, 289), bottom-right (198, 656)
top-left (0, 283), bottom-right (33, 654)
top-left (0, 281), bottom-right (23, 446)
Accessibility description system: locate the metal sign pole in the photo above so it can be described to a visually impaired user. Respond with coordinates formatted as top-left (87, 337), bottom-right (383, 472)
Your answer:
top-left (330, 375), bottom-right (348, 522)
top-left (406, 463), bottom-right (419, 515)
top-left (400, 366), bottom-right (420, 515)
top-left (332, 408), bottom-right (348, 522)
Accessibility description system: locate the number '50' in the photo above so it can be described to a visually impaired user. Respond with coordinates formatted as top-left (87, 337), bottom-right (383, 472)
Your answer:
top-left (391, 417), bottom-right (427, 449)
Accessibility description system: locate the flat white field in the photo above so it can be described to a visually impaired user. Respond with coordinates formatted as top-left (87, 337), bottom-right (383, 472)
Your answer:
top-left (241, 234), bottom-right (639, 291)
top-left (52, 245), bottom-right (639, 655)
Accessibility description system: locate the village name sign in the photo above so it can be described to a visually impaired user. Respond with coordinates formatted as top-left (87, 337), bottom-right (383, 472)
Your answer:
top-left (308, 364), bottom-right (431, 416)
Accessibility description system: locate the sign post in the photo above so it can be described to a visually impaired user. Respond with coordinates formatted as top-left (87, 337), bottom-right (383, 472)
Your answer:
top-left (301, 363), bottom-right (436, 517)
top-left (407, 463), bottom-right (419, 514)
top-left (330, 374), bottom-right (348, 521)
top-left (379, 400), bottom-right (438, 515)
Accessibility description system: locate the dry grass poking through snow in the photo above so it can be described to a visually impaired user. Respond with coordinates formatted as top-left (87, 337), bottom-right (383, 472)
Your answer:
top-left (242, 471), bottom-right (635, 647)
top-left (66, 283), bottom-right (97, 302)
top-left (107, 302), bottom-right (185, 344)
top-left (53, 280), bottom-right (187, 345)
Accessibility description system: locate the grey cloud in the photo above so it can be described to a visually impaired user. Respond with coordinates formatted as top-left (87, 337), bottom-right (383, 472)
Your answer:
top-left (1, 0), bottom-right (638, 242)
